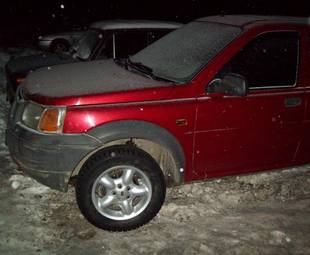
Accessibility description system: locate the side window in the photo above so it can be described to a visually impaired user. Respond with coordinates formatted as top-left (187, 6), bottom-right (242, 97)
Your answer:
top-left (114, 31), bottom-right (148, 58)
top-left (219, 32), bottom-right (299, 88)
top-left (96, 34), bottom-right (113, 59)
top-left (147, 30), bottom-right (172, 45)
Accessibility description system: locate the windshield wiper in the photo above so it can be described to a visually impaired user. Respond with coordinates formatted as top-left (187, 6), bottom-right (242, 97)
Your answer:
top-left (114, 57), bottom-right (154, 78)
top-left (123, 58), bottom-right (173, 82)
top-left (126, 58), bottom-right (153, 75)
top-left (114, 58), bottom-right (127, 68)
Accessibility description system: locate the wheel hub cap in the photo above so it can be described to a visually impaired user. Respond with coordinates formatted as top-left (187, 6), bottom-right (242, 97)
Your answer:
top-left (91, 165), bottom-right (152, 220)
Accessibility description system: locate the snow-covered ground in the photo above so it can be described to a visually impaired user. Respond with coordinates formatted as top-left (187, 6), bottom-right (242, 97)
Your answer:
top-left (0, 49), bottom-right (309, 255)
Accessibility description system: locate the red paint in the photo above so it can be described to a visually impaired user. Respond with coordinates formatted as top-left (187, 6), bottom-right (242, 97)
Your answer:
top-left (28, 21), bottom-right (310, 183)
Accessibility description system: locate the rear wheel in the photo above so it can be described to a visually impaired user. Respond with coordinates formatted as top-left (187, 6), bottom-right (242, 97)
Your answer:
top-left (75, 145), bottom-right (166, 231)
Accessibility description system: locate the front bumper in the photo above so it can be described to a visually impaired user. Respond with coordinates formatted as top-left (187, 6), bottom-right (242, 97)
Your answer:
top-left (6, 98), bottom-right (100, 191)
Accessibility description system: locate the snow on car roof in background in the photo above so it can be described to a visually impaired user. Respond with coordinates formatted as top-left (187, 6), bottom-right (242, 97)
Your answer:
top-left (90, 20), bottom-right (182, 30)
top-left (197, 15), bottom-right (310, 27)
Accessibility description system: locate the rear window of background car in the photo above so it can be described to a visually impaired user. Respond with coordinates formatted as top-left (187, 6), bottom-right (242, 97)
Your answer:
top-left (97, 31), bottom-right (148, 59)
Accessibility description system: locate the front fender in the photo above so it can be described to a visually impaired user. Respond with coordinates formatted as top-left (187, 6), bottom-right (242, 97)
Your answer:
top-left (87, 120), bottom-right (185, 183)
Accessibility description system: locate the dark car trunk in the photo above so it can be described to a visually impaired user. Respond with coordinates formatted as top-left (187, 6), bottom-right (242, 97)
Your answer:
top-left (5, 52), bottom-right (78, 102)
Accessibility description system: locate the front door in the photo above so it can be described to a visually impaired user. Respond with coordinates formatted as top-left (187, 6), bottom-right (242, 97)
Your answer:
top-left (194, 31), bottom-right (306, 177)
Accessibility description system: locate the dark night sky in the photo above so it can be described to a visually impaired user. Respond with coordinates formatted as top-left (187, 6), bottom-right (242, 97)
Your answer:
top-left (0, 0), bottom-right (309, 45)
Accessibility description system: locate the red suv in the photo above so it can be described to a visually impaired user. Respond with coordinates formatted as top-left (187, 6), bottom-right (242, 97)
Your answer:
top-left (6, 15), bottom-right (310, 231)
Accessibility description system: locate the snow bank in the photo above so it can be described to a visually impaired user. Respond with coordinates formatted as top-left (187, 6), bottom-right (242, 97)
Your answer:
top-left (0, 56), bottom-right (8, 153)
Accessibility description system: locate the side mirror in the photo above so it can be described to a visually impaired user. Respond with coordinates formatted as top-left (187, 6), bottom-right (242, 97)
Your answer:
top-left (207, 73), bottom-right (248, 97)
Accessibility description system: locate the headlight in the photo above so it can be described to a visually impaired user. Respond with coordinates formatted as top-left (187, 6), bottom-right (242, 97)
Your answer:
top-left (22, 103), bottom-right (44, 130)
top-left (21, 102), bottom-right (66, 133)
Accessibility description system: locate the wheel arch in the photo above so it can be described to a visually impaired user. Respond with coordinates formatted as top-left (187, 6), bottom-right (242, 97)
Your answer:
top-left (50, 38), bottom-right (70, 51)
top-left (71, 120), bottom-right (185, 186)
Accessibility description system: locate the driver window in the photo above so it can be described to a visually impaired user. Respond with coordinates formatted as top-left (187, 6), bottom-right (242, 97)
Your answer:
top-left (95, 31), bottom-right (148, 59)
top-left (217, 32), bottom-right (299, 89)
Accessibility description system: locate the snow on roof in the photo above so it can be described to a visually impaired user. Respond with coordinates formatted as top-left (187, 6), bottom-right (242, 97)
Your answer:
top-left (197, 15), bottom-right (310, 27)
top-left (90, 20), bottom-right (182, 30)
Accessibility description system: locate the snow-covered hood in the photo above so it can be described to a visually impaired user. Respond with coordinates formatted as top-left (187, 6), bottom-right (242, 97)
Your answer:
top-left (6, 53), bottom-right (76, 75)
top-left (24, 60), bottom-right (169, 97)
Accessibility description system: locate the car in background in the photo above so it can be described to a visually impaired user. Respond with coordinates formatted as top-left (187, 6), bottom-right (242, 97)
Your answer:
top-left (5, 20), bottom-right (181, 102)
top-left (38, 30), bottom-right (85, 53)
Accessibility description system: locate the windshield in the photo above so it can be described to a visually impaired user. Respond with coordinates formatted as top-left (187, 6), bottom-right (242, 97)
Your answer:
top-left (130, 21), bottom-right (242, 82)
top-left (72, 29), bottom-right (102, 59)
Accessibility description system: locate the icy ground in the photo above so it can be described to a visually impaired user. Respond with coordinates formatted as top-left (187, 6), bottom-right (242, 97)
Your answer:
top-left (0, 49), bottom-right (309, 255)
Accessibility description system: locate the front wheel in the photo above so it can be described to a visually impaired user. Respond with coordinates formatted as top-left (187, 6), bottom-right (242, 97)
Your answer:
top-left (75, 145), bottom-right (166, 231)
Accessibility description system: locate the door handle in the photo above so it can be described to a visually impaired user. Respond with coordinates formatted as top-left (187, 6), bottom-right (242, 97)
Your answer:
top-left (284, 97), bottom-right (302, 108)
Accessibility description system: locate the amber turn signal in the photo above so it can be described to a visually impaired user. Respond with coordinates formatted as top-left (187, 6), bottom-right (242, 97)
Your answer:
top-left (39, 108), bottom-right (62, 133)
top-left (16, 78), bottom-right (25, 85)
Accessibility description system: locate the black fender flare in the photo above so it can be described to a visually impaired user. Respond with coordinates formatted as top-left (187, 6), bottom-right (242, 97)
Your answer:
top-left (87, 120), bottom-right (185, 183)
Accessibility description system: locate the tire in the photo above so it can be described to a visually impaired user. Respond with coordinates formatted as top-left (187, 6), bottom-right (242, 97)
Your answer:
top-left (75, 145), bottom-right (166, 231)
top-left (50, 40), bottom-right (70, 53)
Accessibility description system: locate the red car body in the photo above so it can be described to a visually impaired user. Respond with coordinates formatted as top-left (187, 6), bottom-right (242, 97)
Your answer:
top-left (29, 18), bottom-right (310, 183)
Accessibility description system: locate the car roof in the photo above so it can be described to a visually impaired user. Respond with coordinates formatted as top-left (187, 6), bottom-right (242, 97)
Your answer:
top-left (196, 15), bottom-right (309, 27)
top-left (90, 20), bottom-right (182, 30)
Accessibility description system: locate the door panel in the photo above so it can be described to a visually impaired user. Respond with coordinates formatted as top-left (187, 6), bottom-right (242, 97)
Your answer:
top-left (194, 30), bottom-right (305, 177)
top-left (245, 91), bottom-right (305, 165)
top-left (194, 90), bottom-right (305, 177)
top-left (194, 96), bottom-right (252, 174)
